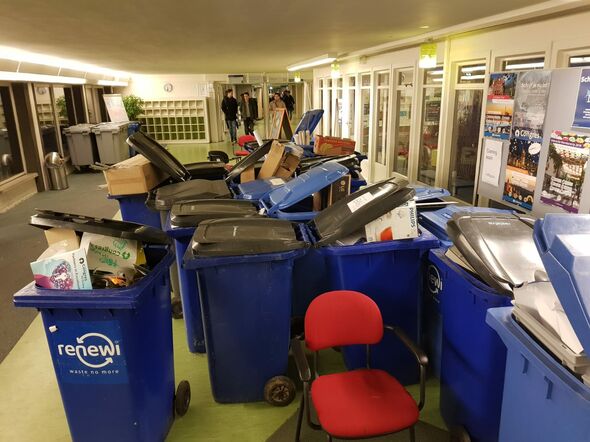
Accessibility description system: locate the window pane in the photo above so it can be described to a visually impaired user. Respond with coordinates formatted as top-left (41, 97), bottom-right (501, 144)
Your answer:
top-left (326, 86), bottom-right (333, 136)
top-left (0, 86), bottom-right (24, 182)
top-left (337, 78), bottom-right (343, 88)
top-left (359, 88), bottom-right (371, 154)
top-left (319, 79), bottom-right (324, 88)
top-left (335, 86), bottom-right (343, 137)
top-left (569, 55), bottom-right (590, 67)
top-left (458, 63), bottom-right (486, 84)
top-left (398, 70), bottom-right (414, 87)
top-left (34, 85), bottom-right (60, 156)
top-left (378, 72), bottom-right (389, 86)
top-left (502, 57), bottom-right (545, 71)
top-left (347, 87), bottom-right (355, 139)
top-left (348, 76), bottom-right (356, 87)
top-left (448, 89), bottom-right (483, 202)
top-left (393, 87), bottom-right (412, 175)
top-left (418, 87), bottom-right (441, 185)
top-left (375, 87), bottom-right (389, 165)
top-left (54, 86), bottom-right (75, 157)
top-left (361, 73), bottom-right (371, 87)
top-left (317, 85), bottom-right (324, 135)
top-left (424, 67), bottom-right (444, 85)
top-left (327, 79), bottom-right (333, 88)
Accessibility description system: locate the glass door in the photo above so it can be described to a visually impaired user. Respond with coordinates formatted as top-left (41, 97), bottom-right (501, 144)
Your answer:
top-left (0, 85), bottom-right (24, 183)
top-left (317, 79), bottom-right (324, 136)
top-left (358, 73), bottom-right (371, 154)
top-left (334, 77), bottom-right (343, 137)
top-left (345, 75), bottom-right (356, 139)
top-left (392, 69), bottom-right (414, 176)
top-left (447, 62), bottom-right (486, 203)
top-left (33, 84), bottom-right (61, 156)
top-left (418, 67), bottom-right (443, 185)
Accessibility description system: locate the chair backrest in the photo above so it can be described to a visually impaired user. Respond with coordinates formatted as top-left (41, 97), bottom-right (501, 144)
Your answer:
top-left (238, 135), bottom-right (256, 147)
top-left (208, 150), bottom-right (230, 164)
top-left (305, 291), bottom-right (383, 351)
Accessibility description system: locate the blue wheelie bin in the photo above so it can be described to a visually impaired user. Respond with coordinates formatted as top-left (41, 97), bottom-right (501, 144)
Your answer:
top-left (487, 213), bottom-right (590, 442)
top-left (434, 212), bottom-right (545, 442)
top-left (13, 210), bottom-right (190, 442)
top-left (304, 176), bottom-right (440, 385)
top-left (184, 218), bottom-right (308, 404)
top-left (164, 200), bottom-right (262, 353)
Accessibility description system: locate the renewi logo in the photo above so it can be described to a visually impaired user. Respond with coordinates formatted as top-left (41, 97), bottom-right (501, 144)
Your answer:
top-left (57, 332), bottom-right (121, 369)
top-left (581, 76), bottom-right (590, 83)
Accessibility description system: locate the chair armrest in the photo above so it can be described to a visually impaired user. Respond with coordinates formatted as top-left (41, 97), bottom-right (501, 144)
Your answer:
top-left (291, 338), bottom-right (311, 382)
top-left (383, 325), bottom-right (428, 367)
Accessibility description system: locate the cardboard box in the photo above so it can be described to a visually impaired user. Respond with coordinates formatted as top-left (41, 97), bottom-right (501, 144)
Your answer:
top-left (240, 165), bottom-right (256, 183)
top-left (313, 174), bottom-right (352, 211)
top-left (364, 200), bottom-right (418, 242)
top-left (314, 136), bottom-right (356, 156)
top-left (258, 141), bottom-right (300, 180)
top-left (103, 154), bottom-right (168, 196)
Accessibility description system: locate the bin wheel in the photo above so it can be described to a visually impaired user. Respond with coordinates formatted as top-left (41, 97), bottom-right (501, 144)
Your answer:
top-left (264, 376), bottom-right (296, 407)
top-left (174, 380), bottom-right (191, 417)
top-left (171, 297), bottom-right (183, 320)
top-left (449, 425), bottom-right (471, 442)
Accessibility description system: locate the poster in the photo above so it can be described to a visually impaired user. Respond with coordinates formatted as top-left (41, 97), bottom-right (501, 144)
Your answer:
top-left (484, 73), bottom-right (517, 139)
top-left (481, 138), bottom-right (504, 186)
top-left (540, 130), bottom-right (590, 213)
top-left (502, 70), bottom-right (552, 210)
top-left (103, 94), bottom-right (129, 123)
top-left (573, 68), bottom-right (590, 129)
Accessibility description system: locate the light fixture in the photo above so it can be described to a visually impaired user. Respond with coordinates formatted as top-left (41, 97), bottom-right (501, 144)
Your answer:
top-left (0, 71), bottom-right (86, 84)
top-left (504, 61), bottom-right (545, 70)
top-left (293, 72), bottom-right (302, 83)
top-left (461, 65), bottom-right (486, 73)
top-left (287, 54), bottom-right (337, 72)
top-left (0, 45), bottom-right (130, 78)
top-left (330, 63), bottom-right (341, 79)
top-left (460, 75), bottom-right (486, 80)
top-left (569, 56), bottom-right (590, 65)
top-left (97, 79), bottom-right (129, 87)
top-left (419, 42), bottom-right (437, 69)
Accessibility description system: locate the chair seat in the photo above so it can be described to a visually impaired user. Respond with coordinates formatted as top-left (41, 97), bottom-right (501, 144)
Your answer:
top-left (237, 135), bottom-right (256, 147)
top-left (235, 150), bottom-right (249, 157)
top-left (311, 369), bottom-right (419, 439)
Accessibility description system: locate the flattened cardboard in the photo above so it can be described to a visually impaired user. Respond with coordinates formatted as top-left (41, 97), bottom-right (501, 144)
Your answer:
top-left (274, 153), bottom-right (300, 179)
top-left (314, 136), bottom-right (356, 156)
top-left (103, 154), bottom-right (169, 196)
top-left (240, 165), bottom-right (256, 183)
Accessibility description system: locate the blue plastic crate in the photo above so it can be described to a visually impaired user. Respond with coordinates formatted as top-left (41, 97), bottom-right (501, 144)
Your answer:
top-left (316, 228), bottom-right (439, 385)
top-left (184, 244), bottom-right (306, 403)
top-left (109, 193), bottom-right (161, 228)
top-left (14, 248), bottom-right (176, 442)
top-left (432, 249), bottom-right (511, 442)
top-left (487, 308), bottom-right (590, 442)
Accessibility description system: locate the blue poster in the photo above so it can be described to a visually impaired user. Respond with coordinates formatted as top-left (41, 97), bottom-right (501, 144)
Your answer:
top-left (46, 320), bottom-right (128, 384)
top-left (573, 68), bottom-right (590, 128)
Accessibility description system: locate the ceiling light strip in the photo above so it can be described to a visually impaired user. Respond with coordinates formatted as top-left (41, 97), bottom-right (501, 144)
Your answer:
top-left (287, 54), bottom-right (337, 72)
top-left (0, 71), bottom-right (87, 84)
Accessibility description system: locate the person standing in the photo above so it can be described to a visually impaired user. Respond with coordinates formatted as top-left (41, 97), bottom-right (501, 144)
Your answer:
top-left (221, 89), bottom-right (238, 144)
top-left (269, 92), bottom-right (286, 112)
top-left (239, 92), bottom-right (256, 136)
top-left (282, 90), bottom-right (295, 119)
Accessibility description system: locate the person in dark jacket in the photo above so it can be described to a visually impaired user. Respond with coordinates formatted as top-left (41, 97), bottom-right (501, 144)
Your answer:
top-left (239, 92), bottom-right (257, 136)
top-left (282, 90), bottom-right (295, 119)
top-left (221, 89), bottom-right (238, 144)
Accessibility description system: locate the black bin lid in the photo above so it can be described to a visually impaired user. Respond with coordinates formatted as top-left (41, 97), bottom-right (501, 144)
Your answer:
top-left (310, 176), bottom-right (414, 245)
top-left (170, 199), bottom-right (261, 227)
top-left (224, 140), bottom-right (273, 183)
top-left (30, 209), bottom-right (170, 244)
top-left (155, 180), bottom-right (231, 211)
top-left (298, 154), bottom-right (361, 174)
top-left (185, 161), bottom-right (227, 180)
top-left (191, 218), bottom-right (307, 256)
top-left (127, 132), bottom-right (191, 182)
top-left (446, 212), bottom-right (545, 294)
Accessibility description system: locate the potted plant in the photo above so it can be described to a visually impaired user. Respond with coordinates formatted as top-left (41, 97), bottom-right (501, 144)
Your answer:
top-left (122, 95), bottom-right (144, 121)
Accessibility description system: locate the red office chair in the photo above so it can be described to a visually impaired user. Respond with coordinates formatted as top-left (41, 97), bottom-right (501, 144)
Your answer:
top-left (236, 135), bottom-right (256, 157)
top-left (292, 290), bottom-right (428, 442)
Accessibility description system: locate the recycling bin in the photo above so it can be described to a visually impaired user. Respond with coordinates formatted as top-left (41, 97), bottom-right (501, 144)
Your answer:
top-left (165, 199), bottom-right (262, 353)
top-left (92, 122), bottom-right (130, 165)
top-left (486, 213), bottom-right (590, 442)
top-left (435, 212), bottom-right (544, 442)
top-left (64, 124), bottom-right (98, 166)
top-left (108, 193), bottom-right (161, 229)
top-left (303, 176), bottom-right (439, 385)
top-left (184, 218), bottom-right (308, 404)
top-left (13, 211), bottom-right (190, 442)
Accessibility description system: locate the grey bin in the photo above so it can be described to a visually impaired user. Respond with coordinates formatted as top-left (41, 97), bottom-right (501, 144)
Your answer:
top-left (63, 124), bottom-right (98, 166)
top-left (45, 152), bottom-right (68, 190)
top-left (92, 122), bottom-right (130, 165)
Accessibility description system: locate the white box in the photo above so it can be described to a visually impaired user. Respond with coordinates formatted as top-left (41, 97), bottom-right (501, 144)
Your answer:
top-left (365, 200), bottom-right (418, 242)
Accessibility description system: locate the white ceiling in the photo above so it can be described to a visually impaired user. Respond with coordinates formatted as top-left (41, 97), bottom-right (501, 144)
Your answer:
top-left (0, 0), bottom-right (554, 74)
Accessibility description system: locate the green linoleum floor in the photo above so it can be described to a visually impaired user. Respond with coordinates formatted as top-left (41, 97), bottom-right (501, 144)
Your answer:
top-left (0, 314), bottom-right (445, 442)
